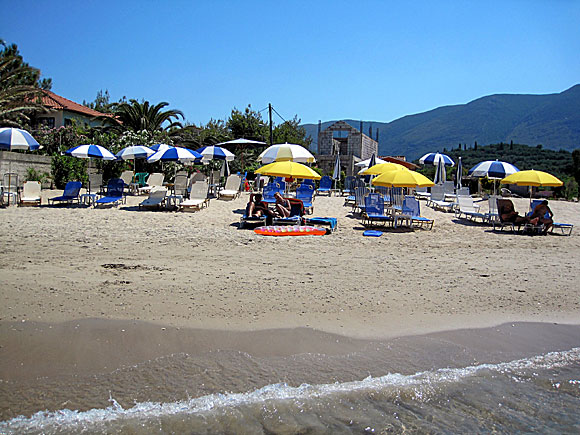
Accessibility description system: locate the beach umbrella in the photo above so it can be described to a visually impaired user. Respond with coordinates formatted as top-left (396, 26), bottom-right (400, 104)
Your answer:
top-left (259, 143), bottom-right (316, 164)
top-left (255, 161), bottom-right (321, 180)
top-left (332, 153), bottom-right (341, 190)
top-left (115, 145), bottom-right (155, 174)
top-left (355, 156), bottom-right (387, 167)
top-left (0, 127), bottom-right (40, 205)
top-left (372, 170), bottom-right (434, 188)
top-left (0, 127), bottom-right (40, 151)
top-left (501, 169), bottom-right (563, 208)
top-left (147, 146), bottom-right (202, 163)
top-left (433, 157), bottom-right (446, 185)
top-left (468, 159), bottom-right (519, 195)
top-left (195, 145), bottom-right (235, 161)
top-left (216, 138), bottom-right (266, 171)
top-left (419, 152), bottom-right (455, 167)
top-left (150, 143), bottom-right (174, 153)
top-left (220, 159), bottom-right (230, 179)
top-left (65, 144), bottom-right (116, 160)
top-left (455, 157), bottom-right (463, 190)
top-left (468, 160), bottom-right (519, 179)
top-left (362, 162), bottom-right (408, 175)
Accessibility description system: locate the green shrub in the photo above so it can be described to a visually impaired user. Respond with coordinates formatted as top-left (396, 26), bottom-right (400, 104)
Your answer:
top-left (51, 155), bottom-right (87, 189)
top-left (25, 167), bottom-right (50, 184)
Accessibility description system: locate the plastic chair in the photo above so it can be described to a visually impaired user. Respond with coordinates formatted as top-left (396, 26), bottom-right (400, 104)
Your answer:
top-left (316, 175), bottom-right (332, 196)
top-left (402, 196), bottom-right (434, 229)
top-left (361, 193), bottom-right (393, 227)
top-left (262, 183), bottom-right (278, 204)
top-left (296, 183), bottom-right (314, 214)
top-left (20, 181), bottom-right (41, 206)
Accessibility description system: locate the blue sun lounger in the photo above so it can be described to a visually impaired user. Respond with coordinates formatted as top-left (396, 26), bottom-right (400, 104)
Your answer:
top-left (361, 193), bottom-right (393, 227)
top-left (48, 181), bottom-right (82, 205)
top-left (296, 183), bottom-right (314, 214)
top-left (96, 178), bottom-right (125, 207)
top-left (316, 175), bottom-right (332, 196)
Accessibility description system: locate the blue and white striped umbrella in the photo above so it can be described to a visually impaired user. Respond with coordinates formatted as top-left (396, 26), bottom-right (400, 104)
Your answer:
top-left (115, 145), bottom-right (154, 160)
top-left (0, 127), bottom-right (40, 151)
top-left (434, 157), bottom-right (447, 185)
top-left (455, 157), bottom-right (463, 189)
top-left (419, 152), bottom-right (455, 167)
top-left (195, 145), bottom-right (235, 161)
top-left (150, 143), bottom-right (174, 153)
top-left (468, 160), bottom-right (519, 179)
top-left (65, 144), bottom-right (116, 160)
top-left (147, 146), bottom-right (202, 163)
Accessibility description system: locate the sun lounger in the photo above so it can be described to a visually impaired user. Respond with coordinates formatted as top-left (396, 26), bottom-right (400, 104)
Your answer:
top-left (551, 223), bottom-right (574, 236)
top-left (316, 176), bottom-right (332, 196)
top-left (493, 198), bottom-right (538, 233)
top-left (361, 193), bottom-right (393, 227)
top-left (296, 183), bottom-right (314, 214)
top-left (415, 186), bottom-right (431, 201)
top-left (262, 183), bottom-right (279, 204)
top-left (454, 195), bottom-right (485, 222)
top-left (303, 217), bottom-right (337, 232)
top-left (19, 181), bottom-right (42, 206)
top-left (218, 174), bottom-right (241, 200)
top-left (401, 196), bottom-right (434, 229)
top-left (426, 185), bottom-right (455, 212)
top-left (138, 186), bottom-right (167, 210)
top-left (138, 173), bottom-right (164, 195)
top-left (273, 198), bottom-right (305, 226)
top-left (485, 195), bottom-right (500, 224)
top-left (342, 176), bottom-right (355, 197)
top-left (353, 186), bottom-right (369, 214)
top-left (180, 181), bottom-right (209, 211)
top-left (95, 178), bottom-right (125, 207)
top-left (48, 181), bottom-right (82, 205)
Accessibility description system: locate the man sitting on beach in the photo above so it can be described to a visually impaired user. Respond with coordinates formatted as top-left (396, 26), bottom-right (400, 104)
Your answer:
top-left (529, 200), bottom-right (553, 233)
top-left (500, 200), bottom-right (528, 224)
top-left (274, 192), bottom-right (291, 218)
top-left (246, 193), bottom-right (275, 225)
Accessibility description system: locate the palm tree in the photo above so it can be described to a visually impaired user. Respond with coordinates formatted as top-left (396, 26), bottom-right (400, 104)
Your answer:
top-left (0, 56), bottom-right (47, 127)
top-left (97, 99), bottom-right (184, 133)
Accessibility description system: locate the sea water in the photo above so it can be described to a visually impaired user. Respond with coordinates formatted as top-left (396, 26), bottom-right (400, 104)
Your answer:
top-left (2, 345), bottom-right (579, 434)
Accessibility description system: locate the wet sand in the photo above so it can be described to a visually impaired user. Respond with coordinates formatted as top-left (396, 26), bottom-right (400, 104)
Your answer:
top-left (1, 191), bottom-right (579, 418)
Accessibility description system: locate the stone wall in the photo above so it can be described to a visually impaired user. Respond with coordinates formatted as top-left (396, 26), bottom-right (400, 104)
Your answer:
top-left (0, 151), bottom-right (52, 186)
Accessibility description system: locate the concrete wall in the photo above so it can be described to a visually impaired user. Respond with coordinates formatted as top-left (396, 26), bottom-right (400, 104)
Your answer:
top-left (0, 151), bottom-right (52, 187)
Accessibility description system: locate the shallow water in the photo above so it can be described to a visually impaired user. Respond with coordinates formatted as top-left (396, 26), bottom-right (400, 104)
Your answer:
top-left (2, 343), bottom-right (579, 434)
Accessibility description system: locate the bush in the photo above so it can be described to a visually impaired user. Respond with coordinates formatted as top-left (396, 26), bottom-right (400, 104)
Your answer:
top-left (51, 155), bottom-right (87, 189)
top-left (26, 167), bottom-right (50, 184)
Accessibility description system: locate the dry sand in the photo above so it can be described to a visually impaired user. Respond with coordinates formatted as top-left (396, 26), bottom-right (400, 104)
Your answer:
top-left (1, 190), bottom-right (579, 339)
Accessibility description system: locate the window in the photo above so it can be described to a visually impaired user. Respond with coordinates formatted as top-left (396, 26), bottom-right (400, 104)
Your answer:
top-left (38, 117), bottom-right (55, 128)
top-left (64, 118), bottom-right (73, 126)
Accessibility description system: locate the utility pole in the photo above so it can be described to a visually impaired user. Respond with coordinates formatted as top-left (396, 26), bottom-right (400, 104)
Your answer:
top-left (269, 103), bottom-right (273, 145)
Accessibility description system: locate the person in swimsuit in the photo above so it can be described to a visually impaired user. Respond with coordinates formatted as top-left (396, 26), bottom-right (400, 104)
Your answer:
top-left (246, 193), bottom-right (275, 224)
top-left (529, 200), bottom-right (553, 233)
top-left (274, 192), bottom-right (291, 217)
top-left (500, 200), bottom-right (528, 224)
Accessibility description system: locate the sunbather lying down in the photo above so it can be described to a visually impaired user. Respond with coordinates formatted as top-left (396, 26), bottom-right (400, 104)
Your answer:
top-left (274, 192), bottom-right (291, 217)
top-left (246, 193), bottom-right (275, 224)
top-left (499, 200), bottom-right (529, 224)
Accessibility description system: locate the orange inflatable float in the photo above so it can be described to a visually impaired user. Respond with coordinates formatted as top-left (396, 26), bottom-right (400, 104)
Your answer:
top-left (254, 225), bottom-right (327, 236)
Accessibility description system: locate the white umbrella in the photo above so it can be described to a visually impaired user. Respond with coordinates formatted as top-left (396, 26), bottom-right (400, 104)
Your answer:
top-left (195, 145), bottom-right (235, 161)
top-left (332, 153), bottom-right (341, 191)
top-left (116, 145), bottom-right (155, 175)
top-left (434, 157), bottom-right (446, 185)
top-left (455, 157), bottom-right (463, 190)
top-left (216, 138), bottom-right (266, 171)
top-left (0, 128), bottom-right (40, 205)
top-left (355, 156), bottom-right (387, 167)
top-left (259, 143), bottom-right (316, 164)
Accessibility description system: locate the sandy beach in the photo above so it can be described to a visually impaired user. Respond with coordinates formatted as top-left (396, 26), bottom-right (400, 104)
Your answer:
top-left (1, 190), bottom-right (580, 422)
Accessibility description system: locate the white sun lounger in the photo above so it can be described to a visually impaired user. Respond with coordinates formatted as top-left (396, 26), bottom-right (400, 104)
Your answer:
top-left (180, 181), bottom-right (209, 211)
top-left (218, 175), bottom-right (241, 200)
top-left (19, 181), bottom-right (41, 206)
top-left (138, 186), bottom-right (167, 209)
top-left (454, 195), bottom-right (485, 222)
top-left (138, 173), bottom-right (165, 195)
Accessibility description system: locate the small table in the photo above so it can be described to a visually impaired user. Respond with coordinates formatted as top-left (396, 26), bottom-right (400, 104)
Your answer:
top-left (80, 193), bottom-right (98, 206)
top-left (165, 194), bottom-right (183, 209)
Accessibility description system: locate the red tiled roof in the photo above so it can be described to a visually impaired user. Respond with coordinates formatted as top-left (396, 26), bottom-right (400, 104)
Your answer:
top-left (40, 90), bottom-right (107, 118)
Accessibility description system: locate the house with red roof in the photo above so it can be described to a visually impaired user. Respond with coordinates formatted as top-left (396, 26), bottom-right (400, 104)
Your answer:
top-left (34, 90), bottom-right (108, 129)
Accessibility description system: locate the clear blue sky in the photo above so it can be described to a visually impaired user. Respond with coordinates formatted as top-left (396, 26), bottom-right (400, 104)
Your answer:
top-left (2, 0), bottom-right (579, 126)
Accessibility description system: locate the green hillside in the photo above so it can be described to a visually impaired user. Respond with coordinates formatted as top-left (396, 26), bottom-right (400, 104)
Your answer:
top-left (302, 85), bottom-right (580, 161)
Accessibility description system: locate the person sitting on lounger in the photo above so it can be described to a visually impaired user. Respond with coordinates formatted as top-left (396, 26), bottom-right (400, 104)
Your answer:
top-left (529, 200), bottom-right (553, 233)
top-left (500, 200), bottom-right (528, 224)
top-left (274, 192), bottom-right (291, 217)
top-left (246, 193), bottom-right (275, 224)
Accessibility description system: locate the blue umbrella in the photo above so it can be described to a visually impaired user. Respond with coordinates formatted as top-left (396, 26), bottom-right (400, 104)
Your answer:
top-left (65, 144), bottom-right (116, 160)
top-left (0, 127), bottom-right (40, 150)
top-left (195, 145), bottom-right (235, 161)
top-left (419, 152), bottom-right (455, 167)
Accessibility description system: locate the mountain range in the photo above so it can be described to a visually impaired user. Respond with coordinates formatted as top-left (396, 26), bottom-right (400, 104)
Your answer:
top-left (301, 84), bottom-right (580, 161)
